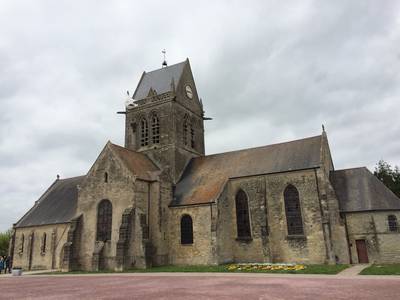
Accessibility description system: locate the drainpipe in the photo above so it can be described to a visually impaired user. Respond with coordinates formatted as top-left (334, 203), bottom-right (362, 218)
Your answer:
top-left (147, 182), bottom-right (151, 240)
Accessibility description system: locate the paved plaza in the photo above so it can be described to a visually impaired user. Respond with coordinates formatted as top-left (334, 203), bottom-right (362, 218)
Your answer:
top-left (1, 273), bottom-right (400, 300)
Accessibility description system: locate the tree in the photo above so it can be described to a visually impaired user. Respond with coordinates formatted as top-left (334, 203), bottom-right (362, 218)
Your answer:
top-left (0, 229), bottom-right (11, 257)
top-left (374, 160), bottom-right (400, 198)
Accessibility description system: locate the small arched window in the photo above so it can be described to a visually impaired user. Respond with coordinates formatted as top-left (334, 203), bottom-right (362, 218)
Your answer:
top-left (181, 215), bottom-right (193, 244)
top-left (104, 172), bottom-right (108, 183)
top-left (41, 233), bottom-right (47, 254)
top-left (97, 199), bottom-right (112, 241)
top-left (235, 189), bottom-right (251, 238)
top-left (183, 115), bottom-right (189, 146)
top-left (151, 113), bottom-right (160, 144)
top-left (388, 215), bottom-right (398, 232)
top-left (284, 185), bottom-right (304, 235)
top-left (20, 234), bottom-right (25, 253)
top-left (140, 118), bottom-right (149, 146)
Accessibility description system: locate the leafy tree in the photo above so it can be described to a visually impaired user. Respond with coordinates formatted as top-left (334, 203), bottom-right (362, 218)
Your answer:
top-left (0, 229), bottom-right (11, 257)
top-left (374, 160), bottom-right (400, 198)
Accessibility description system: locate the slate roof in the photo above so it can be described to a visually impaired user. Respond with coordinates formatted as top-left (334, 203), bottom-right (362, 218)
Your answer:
top-left (173, 135), bottom-right (322, 206)
top-left (330, 167), bottom-right (400, 212)
top-left (109, 143), bottom-right (159, 181)
top-left (133, 61), bottom-right (186, 100)
top-left (15, 176), bottom-right (84, 228)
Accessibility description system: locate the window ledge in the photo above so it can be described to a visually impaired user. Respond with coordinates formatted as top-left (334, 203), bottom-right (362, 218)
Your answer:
top-left (236, 237), bottom-right (253, 243)
top-left (286, 235), bottom-right (306, 241)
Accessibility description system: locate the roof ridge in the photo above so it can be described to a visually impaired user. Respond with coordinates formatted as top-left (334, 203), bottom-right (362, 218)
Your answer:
top-left (145, 60), bottom-right (186, 74)
top-left (333, 167), bottom-right (368, 172)
top-left (57, 175), bottom-right (86, 182)
top-left (109, 142), bottom-right (148, 157)
top-left (202, 135), bottom-right (322, 159)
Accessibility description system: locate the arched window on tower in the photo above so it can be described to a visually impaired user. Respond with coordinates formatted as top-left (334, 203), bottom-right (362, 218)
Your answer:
top-left (235, 189), bottom-right (251, 239)
top-left (388, 215), bottom-right (398, 232)
top-left (284, 185), bottom-right (304, 235)
top-left (190, 121), bottom-right (195, 149)
top-left (151, 113), bottom-right (160, 144)
top-left (180, 215), bottom-right (193, 244)
top-left (183, 115), bottom-right (189, 146)
top-left (140, 118), bottom-right (149, 146)
top-left (130, 122), bottom-right (137, 147)
top-left (97, 199), bottom-right (112, 241)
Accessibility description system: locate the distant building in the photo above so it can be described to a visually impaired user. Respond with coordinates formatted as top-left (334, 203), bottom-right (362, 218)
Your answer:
top-left (11, 59), bottom-right (400, 271)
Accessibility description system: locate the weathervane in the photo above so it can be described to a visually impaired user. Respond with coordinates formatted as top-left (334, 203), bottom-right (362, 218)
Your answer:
top-left (162, 49), bottom-right (168, 67)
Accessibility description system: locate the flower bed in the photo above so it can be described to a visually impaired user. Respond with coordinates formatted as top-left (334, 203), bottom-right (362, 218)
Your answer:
top-left (225, 263), bottom-right (306, 272)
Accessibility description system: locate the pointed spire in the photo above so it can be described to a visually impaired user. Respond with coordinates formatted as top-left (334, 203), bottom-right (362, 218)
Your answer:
top-left (162, 49), bottom-right (167, 68)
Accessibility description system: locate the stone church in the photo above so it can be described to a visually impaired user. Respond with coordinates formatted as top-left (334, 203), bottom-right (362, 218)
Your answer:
top-left (11, 59), bottom-right (400, 271)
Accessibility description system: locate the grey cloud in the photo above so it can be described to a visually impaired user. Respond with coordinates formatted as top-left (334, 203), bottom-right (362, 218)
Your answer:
top-left (1, 0), bottom-right (400, 230)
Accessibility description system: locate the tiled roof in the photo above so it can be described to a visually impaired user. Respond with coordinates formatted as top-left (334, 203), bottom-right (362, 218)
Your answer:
top-left (173, 135), bottom-right (322, 206)
top-left (133, 61), bottom-right (186, 100)
top-left (330, 167), bottom-right (400, 212)
top-left (15, 176), bottom-right (84, 228)
top-left (109, 143), bottom-right (159, 181)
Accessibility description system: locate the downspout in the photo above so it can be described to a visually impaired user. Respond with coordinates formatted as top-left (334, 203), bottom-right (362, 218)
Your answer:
top-left (147, 182), bottom-right (151, 240)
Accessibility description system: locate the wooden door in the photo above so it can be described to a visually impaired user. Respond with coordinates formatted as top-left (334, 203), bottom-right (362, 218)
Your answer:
top-left (356, 239), bottom-right (369, 263)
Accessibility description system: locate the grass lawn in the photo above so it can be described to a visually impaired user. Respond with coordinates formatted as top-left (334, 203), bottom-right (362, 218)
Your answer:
top-left (360, 264), bottom-right (400, 275)
top-left (37, 264), bottom-right (349, 275)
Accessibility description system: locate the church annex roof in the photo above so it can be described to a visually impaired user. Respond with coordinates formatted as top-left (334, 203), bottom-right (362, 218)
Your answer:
top-left (173, 135), bottom-right (322, 206)
top-left (109, 143), bottom-right (160, 181)
top-left (330, 167), bottom-right (400, 212)
top-left (15, 176), bottom-right (84, 228)
top-left (133, 60), bottom-right (186, 100)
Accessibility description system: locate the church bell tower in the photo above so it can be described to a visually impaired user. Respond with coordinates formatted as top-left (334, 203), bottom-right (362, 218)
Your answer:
top-left (124, 59), bottom-right (205, 183)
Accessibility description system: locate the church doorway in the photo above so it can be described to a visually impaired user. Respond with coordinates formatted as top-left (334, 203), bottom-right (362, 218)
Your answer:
top-left (355, 239), bottom-right (369, 263)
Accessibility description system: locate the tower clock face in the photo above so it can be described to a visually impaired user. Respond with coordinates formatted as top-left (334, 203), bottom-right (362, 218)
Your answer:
top-left (185, 85), bottom-right (193, 99)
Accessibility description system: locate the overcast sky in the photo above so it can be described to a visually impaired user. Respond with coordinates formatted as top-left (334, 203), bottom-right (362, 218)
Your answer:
top-left (1, 1), bottom-right (400, 231)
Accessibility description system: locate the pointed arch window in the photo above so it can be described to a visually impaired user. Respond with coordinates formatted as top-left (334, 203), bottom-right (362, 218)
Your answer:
top-left (41, 233), bottom-right (47, 254)
top-left (181, 215), bottom-right (193, 244)
top-left (20, 234), bottom-right (25, 253)
top-left (388, 215), bottom-right (398, 232)
top-left (183, 115), bottom-right (189, 146)
top-left (97, 199), bottom-right (112, 241)
top-left (151, 113), bottom-right (160, 144)
top-left (140, 118), bottom-right (149, 146)
top-left (235, 189), bottom-right (251, 239)
top-left (284, 185), bottom-right (304, 235)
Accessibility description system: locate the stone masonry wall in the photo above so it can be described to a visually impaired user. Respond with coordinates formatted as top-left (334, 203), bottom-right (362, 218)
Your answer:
top-left (345, 211), bottom-right (400, 263)
top-left (168, 205), bottom-right (215, 265)
top-left (76, 147), bottom-right (149, 271)
top-left (217, 169), bottom-right (331, 264)
top-left (12, 223), bottom-right (69, 270)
